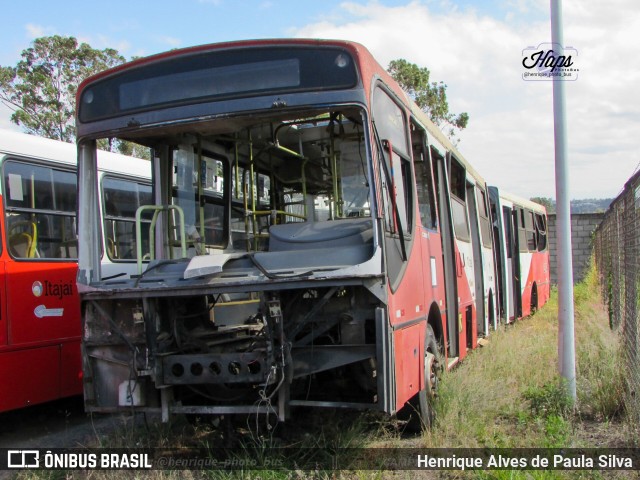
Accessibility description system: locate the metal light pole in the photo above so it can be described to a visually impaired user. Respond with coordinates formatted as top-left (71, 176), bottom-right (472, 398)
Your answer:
top-left (551, 0), bottom-right (576, 402)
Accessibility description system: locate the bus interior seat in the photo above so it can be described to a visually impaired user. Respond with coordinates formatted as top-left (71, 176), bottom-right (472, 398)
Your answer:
top-left (8, 223), bottom-right (38, 258)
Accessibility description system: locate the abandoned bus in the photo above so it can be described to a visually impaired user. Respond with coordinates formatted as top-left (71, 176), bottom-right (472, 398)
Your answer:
top-left (0, 129), bottom-right (150, 413)
top-left (488, 187), bottom-right (550, 323)
top-left (75, 39), bottom-right (498, 426)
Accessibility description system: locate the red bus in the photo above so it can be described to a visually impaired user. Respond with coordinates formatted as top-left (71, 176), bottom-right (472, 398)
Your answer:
top-left (0, 129), bottom-right (150, 413)
top-left (488, 187), bottom-right (550, 323)
top-left (76, 39), bottom-right (502, 427)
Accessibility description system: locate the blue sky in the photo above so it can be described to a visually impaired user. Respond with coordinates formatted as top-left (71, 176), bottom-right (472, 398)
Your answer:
top-left (0, 0), bottom-right (547, 65)
top-left (1, 0), bottom-right (637, 199)
top-left (0, 0), bottom-right (419, 63)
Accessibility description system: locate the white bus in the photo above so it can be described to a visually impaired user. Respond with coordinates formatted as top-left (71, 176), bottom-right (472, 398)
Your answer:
top-left (0, 129), bottom-right (151, 413)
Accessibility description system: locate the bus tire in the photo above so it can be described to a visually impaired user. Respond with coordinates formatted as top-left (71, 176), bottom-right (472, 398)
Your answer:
top-left (488, 292), bottom-right (495, 330)
top-left (420, 324), bottom-right (443, 427)
top-left (404, 324), bottom-right (442, 432)
top-left (530, 283), bottom-right (538, 314)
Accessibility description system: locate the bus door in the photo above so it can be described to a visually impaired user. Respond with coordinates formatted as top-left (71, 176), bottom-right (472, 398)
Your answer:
top-left (432, 149), bottom-right (459, 358)
top-left (500, 206), bottom-right (513, 320)
top-left (501, 205), bottom-right (519, 321)
top-left (446, 155), bottom-right (475, 353)
top-left (512, 208), bottom-right (523, 318)
top-left (466, 182), bottom-right (485, 337)
top-left (488, 189), bottom-right (505, 322)
top-left (410, 121), bottom-right (441, 316)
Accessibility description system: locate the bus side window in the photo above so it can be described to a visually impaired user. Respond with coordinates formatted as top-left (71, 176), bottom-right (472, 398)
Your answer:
top-left (517, 208), bottom-right (528, 253)
top-left (231, 167), bottom-right (271, 250)
top-left (476, 187), bottom-right (492, 248)
top-left (411, 122), bottom-right (437, 230)
top-left (449, 157), bottom-right (470, 242)
top-left (373, 86), bottom-right (412, 236)
top-left (3, 160), bottom-right (78, 259)
top-left (103, 177), bottom-right (153, 260)
top-left (7, 217), bottom-right (38, 258)
top-left (535, 213), bottom-right (547, 251)
top-left (503, 207), bottom-right (513, 258)
top-left (199, 156), bottom-right (227, 248)
top-left (525, 209), bottom-right (537, 251)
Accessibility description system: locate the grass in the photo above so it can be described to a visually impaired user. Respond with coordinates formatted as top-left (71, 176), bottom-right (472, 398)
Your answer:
top-left (574, 266), bottom-right (626, 423)
top-left (418, 264), bottom-right (627, 456)
top-left (410, 261), bottom-right (630, 479)
top-left (420, 297), bottom-right (563, 449)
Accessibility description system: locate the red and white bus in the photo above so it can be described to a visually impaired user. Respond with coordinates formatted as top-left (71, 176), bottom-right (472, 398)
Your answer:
top-left (488, 187), bottom-right (550, 323)
top-left (75, 39), bottom-right (507, 427)
top-left (0, 129), bottom-right (150, 413)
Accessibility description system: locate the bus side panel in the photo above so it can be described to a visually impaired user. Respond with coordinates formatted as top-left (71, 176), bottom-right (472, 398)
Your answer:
top-left (60, 339), bottom-right (82, 398)
top-left (454, 240), bottom-right (475, 358)
top-left (393, 322), bottom-right (425, 409)
top-left (519, 251), bottom-right (534, 317)
top-left (420, 229), bottom-right (447, 343)
top-left (0, 261), bottom-right (5, 347)
top-left (539, 251), bottom-right (551, 305)
top-left (482, 243), bottom-right (497, 328)
top-left (388, 230), bottom-right (427, 408)
top-left (388, 235), bottom-right (426, 329)
top-left (0, 346), bottom-right (61, 412)
top-left (525, 251), bottom-right (551, 311)
top-left (5, 262), bottom-right (79, 344)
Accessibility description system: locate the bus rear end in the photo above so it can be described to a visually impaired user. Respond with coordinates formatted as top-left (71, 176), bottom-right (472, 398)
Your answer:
top-left (0, 132), bottom-right (83, 412)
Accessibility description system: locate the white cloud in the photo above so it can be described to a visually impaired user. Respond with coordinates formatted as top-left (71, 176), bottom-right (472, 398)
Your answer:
top-left (74, 34), bottom-right (132, 58)
top-left (25, 23), bottom-right (56, 39)
top-left (291, 0), bottom-right (640, 199)
top-left (156, 36), bottom-right (182, 48)
top-left (97, 35), bottom-right (132, 54)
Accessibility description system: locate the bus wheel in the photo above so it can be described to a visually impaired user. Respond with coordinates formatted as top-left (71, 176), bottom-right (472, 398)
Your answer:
top-left (420, 324), bottom-right (443, 427)
top-left (404, 324), bottom-right (442, 432)
top-left (488, 293), bottom-right (495, 330)
top-left (530, 284), bottom-right (538, 314)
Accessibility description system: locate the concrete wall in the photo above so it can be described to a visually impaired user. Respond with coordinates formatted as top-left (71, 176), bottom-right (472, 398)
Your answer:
top-left (547, 213), bottom-right (604, 284)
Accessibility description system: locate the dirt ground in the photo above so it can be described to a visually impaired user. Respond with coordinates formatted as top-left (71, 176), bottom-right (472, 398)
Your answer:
top-left (0, 396), bottom-right (136, 449)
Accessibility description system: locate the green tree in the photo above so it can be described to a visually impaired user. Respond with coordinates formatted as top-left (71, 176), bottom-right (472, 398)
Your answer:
top-left (108, 138), bottom-right (151, 159)
top-left (0, 35), bottom-right (125, 142)
top-left (387, 58), bottom-right (468, 141)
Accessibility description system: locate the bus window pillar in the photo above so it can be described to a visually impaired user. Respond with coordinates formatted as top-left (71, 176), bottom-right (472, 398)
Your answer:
top-left (153, 146), bottom-right (171, 260)
top-left (77, 141), bottom-right (101, 285)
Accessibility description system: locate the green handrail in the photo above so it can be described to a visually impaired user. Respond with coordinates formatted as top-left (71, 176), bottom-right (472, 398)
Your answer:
top-left (135, 204), bottom-right (187, 275)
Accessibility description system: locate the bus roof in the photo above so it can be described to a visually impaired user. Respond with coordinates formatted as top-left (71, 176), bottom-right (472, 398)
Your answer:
top-left (0, 129), bottom-right (150, 178)
top-left (489, 185), bottom-right (547, 214)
